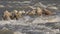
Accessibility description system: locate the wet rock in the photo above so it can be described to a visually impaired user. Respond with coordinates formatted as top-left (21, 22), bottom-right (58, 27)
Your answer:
top-left (14, 31), bottom-right (22, 34)
top-left (45, 23), bottom-right (55, 27)
top-left (50, 23), bottom-right (60, 29)
top-left (26, 31), bottom-right (45, 34)
top-left (0, 5), bottom-right (5, 8)
top-left (32, 17), bottom-right (47, 24)
top-left (47, 5), bottom-right (58, 10)
top-left (0, 28), bottom-right (14, 34)
top-left (56, 33), bottom-right (60, 34)
top-left (52, 29), bottom-right (59, 33)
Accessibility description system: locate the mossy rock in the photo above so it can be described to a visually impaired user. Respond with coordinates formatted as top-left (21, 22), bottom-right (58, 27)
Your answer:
top-left (0, 29), bottom-right (14, 34)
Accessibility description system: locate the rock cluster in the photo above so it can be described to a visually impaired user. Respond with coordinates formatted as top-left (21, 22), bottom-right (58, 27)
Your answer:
top-left (2, 7), bottom-right (53, 20)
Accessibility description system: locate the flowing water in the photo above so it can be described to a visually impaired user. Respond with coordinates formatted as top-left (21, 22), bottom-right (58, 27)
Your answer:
top-left (0, 0), bottom-right (60, 34)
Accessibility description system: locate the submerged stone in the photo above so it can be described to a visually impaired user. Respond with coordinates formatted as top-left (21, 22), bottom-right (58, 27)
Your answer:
top-left (0, 29), bottom-right (14, 34)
